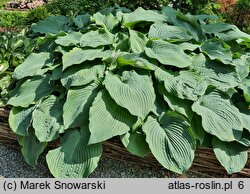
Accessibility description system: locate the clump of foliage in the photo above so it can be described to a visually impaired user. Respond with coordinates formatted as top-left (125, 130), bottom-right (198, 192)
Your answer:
top-left (45, 0), bottom-right (221, 16)
top-left (170, 0), bottom-right (221, 15)
top-left (25, 6), bottom-right (50, 24)
top-left (0, 29), bottom-right (36, 106)
top-left (45, 0), bottom-right (169, 15)
top-left (0, 6), bottom-right (50, 29)
top-left (0, 11), bottom-right (28, 28)
top-left (5, 6), bottom-right (250, 177)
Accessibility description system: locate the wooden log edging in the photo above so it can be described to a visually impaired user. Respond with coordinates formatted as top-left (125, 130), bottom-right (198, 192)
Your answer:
top-left (0, 108), bottom-right (250, 177)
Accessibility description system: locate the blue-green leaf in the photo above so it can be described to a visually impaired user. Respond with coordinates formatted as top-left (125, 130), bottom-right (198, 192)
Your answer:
top-left (213, 137), bottom-right (248, 174)
top-left (142, 112), bottom-right (195, 174)
top-left (63, 81), bottom-right (101, 129)
top-left (89, 90), bottom-right (136, 144)
top-left (145, 40), bottom-right (191, 68)
top-left (192, 90), bottom-right (243, 141)
top-left (7, 75), bottom-right (53, 107)
top-left (104, 71), bottom-right (155, 119)
top-left (46, 128), bottom-right (102, 178)
top-left (18, 129), bottom-right (47, 167)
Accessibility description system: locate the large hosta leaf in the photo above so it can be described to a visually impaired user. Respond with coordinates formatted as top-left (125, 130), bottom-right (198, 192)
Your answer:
top-left (13, 52), bottom-right (53, 79)
top-left (175, 11), bottom-right (205, 41)
top-left (158, 84), bottom-right (194, 121)
top-left (162, 7), bottom-right (204, 41)
top-left (120, 130), bottom-right (149, 157)
top-left (55, 32), bottom-right (82, 46)
top-left (190, 114), bottom-right (205, 145)
top-left (31, 16), bottom-right (70, 34)
top-left (122, 7), bottom-right (166, 27)
top-left (92, 12), bottom-right (119, 31)
top-left (237, 130), bottom-right (250, 147)
top-left (117, 53), bottom-right (157, 70)
top-left (63, 81), bottom-right (100, 129)
top-left (145, 40), bottom-right (191, 68)
top-left (89, 90), bottom-right (136, 144)
top-left (61, 63), bottom-right (105, 89)
top-left (80, 30), bottom-right (115, 48)
top-left (190, 54), bottom-right (240, 90)
top-left (177, 42), bottom-right (200, 51)
top-left (201, 23), bottom-right (250, 41)
top-left (7, 75), bottom-right (53, 107)
top-left (213, 137), bottom-right (248, 174)
top-left (232, 55), bottom-right (249, 80)
top-left (201, 23), bottom-right (234, 34)
top-left (151, 92), bottom-right (168, 116)
top-left (148, 23), bottom-right (192, 42)
top-left (192, 90), bottom-right (243, 141)
top-left (235, 102), bottom-right (250, 132)
top-left (155, 67), bottom-right (207, 101)
top-left (9, 106), bottom-right (35, 136)
top-left (18, 129), bottom-right (47, 167)
top-left (129, 29), bottom-right (148, 53)
top-left (142, 113), bottom-right (195, 174)
top-left (104, 71), bottom-right (155, 119)
top-left (33, 95), bottom-right (64, 142)
top-left (113, 32), bottom-right (130, 51)
top-left (73, 14), bottom-right (90, 29)
top-left (201, 39), bottom-right (233, 64)
top-left (46, 128), bottom-right (102, 178)
top-left (239, 79), bottom-right (250, 103)
top-left (168, 71), bottom-right (207, 101)
top-left (62, 47), bottom-right (111, 70)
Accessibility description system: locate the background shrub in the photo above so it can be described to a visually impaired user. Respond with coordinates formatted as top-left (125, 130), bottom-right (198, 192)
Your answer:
top-left (25, 5), bottom-right (50, 25)
top-left (2, 0), bottom-right (249, 33)
top-left (45, 0), bottom-right (220, 15)
top-left (223, 0), bottom-right (250, 33)
top-left (0, 11), bottom-right (28, 28)
top-left (0, 6), bottom-right (50, 29)
top-left (45, 0), bottom-right (169, 15)
top-left (170, 0), bottom-right (221, 15)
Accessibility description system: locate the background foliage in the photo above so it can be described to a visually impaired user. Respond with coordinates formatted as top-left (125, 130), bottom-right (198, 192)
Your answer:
top-left (0, 0), bottom-right (249, 33)
top-left (223, 0), bottom-right (250, 33)
top-left (45, 0), bottom-right (221, 15)
top-left (0, 11), bottom-right (28, 28)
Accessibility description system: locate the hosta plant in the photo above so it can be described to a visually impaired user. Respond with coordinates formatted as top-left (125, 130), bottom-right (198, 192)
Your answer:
top-left (5, 6), bottom-right (250, 177)
top-left (0, 29), bottom-right (36, 106)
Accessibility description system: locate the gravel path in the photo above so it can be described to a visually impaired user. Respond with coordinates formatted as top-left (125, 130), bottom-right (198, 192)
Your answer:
top-left (0, 143), bottom-right (167, 178)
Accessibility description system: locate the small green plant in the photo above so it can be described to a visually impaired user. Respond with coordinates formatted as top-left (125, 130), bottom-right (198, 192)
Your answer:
top-left (0, 29), bottom-right (37, 106)
top-left (5, 6), bottom-right (250, 177)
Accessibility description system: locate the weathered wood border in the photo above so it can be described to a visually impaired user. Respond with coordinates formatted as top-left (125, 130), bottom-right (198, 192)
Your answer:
top-left (1, 108), bottom-right (250, 177)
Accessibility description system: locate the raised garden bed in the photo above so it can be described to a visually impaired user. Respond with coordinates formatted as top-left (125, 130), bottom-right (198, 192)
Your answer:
top-left (0, 108), bottom-right (250, 177)
top-left (1, 6), bottom-right (250, 178)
